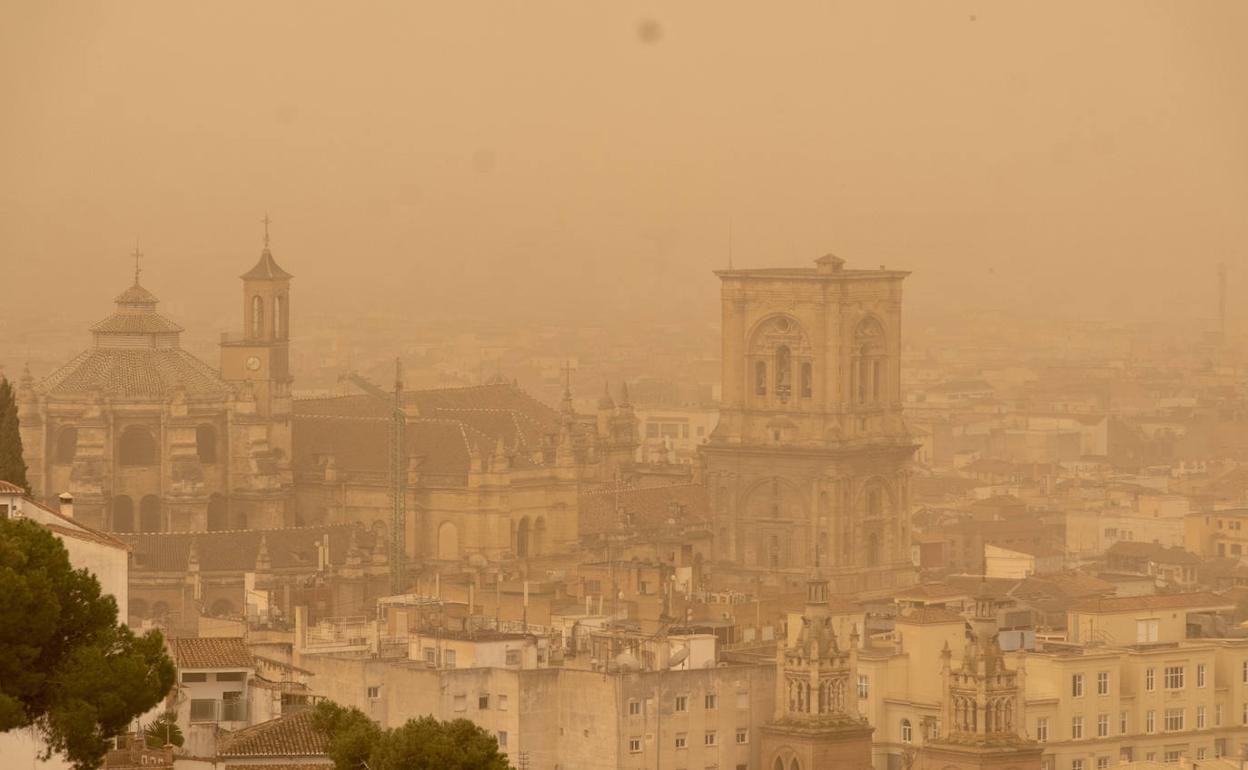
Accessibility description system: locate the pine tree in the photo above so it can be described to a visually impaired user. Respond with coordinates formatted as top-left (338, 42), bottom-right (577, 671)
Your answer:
top-left (0, 377), bottom-right (30, 492)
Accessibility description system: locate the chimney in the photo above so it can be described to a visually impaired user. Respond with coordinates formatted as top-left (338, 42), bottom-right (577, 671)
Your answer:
top-left (58, 492), bottom-right (74, 519)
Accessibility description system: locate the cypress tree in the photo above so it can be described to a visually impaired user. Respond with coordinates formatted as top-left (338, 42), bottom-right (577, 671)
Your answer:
top-left (0, 377), bottom-right (30, 492)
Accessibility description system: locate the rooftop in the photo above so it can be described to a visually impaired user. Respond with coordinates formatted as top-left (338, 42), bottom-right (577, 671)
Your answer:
top-left (1067, 592), bottom-right (1234, 614)
top-left (217, 709), bottom-right (327, 759)
top-left (171, 637), bottom-right (253, 669)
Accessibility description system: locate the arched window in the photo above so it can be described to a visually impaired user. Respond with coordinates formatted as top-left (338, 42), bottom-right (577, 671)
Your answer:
top-left (790, 759), bottom-right (801, 770)
top-left (139, 495), bottom-right (161, 532)
top-left (775, 345), bottom-right (792, 402)
top-left (112, 495), bottom-right (134, 532)
top-left (274, 294), bottom-right (286, 339)
top-left (866, 532), bottom-right (880, 567)
top-left (119, 425), bottom-right (156, 466)
top-left (437, 521), bottom-right (459, 560)
top-left (867, 485), bottom-right (884, 516)
top-left (901, 718), bottom-right (912, 743)
top-left (210, 598), bottom-right (235, 617)
top-left (196, 424), bottom-right (217, 464)
top-left (516, 517), bottom-right (531, 558)
top-left (129, 598), bottom-right (149, 620)
top-left (251, 295), bottom-right (264, 338)
top-left (801, 362), bottom-right (812, 398)
top-left (755, 361), bottom-right (767, 396)
top-left (852, 317), bottom-right (886, 405)
top-left (207, 493), bottom-right (229, 531)
top-left (533, 517), bottom-right (547, 556)
top-left (55, 427), bottom-right (78, 464)
top-left (774, 759), bottom-right (785, 770)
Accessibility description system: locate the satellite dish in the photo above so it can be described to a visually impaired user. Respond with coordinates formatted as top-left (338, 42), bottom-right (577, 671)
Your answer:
top-left (667, 647), bottom-right (689, 668)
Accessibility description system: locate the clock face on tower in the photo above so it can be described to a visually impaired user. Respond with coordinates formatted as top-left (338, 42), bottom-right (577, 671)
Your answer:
top-left (246, 355), bottom-right (262, 371)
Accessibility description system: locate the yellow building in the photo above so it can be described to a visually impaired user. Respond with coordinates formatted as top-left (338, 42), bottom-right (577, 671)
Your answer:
top-left (1186, 508), bottom-right (1248, 559)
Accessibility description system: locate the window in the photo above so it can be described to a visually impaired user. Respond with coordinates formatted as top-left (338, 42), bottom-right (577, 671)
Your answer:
top-left (221, 692), bottom-right (244, 722)
top-left (1197, 705), bottom-right (1207, 729)
top-left (453, 694), bottom-right (466, 712)
top-left (1072, 673), bottom-right (1084, 697)
top-left (629, 700), bottom-right (641, 716)
top-left (1197, 663), bottom-right (1207, 688)
top-left (800, 363), bottom-right (812, 398)
top-left (775, 345), bottom-right (791, 401)
top-left (506, 649), bottom-right (521, 666)
top-left (1164, 666), bottom-right (1185, 690)
top-left (196, 424), bottom-right (217, 464)
top-left (367, 686), bottom-right (380, 700)
top-left (704, 731), bottom-right (717, 746)
top-left (1242, 702), bottom-right (1247, 725)
top-left (499, 695), bottom-right (509, 711)
top-left (675, 695), bottom-right (688, 712)
top-left (55, 427), bottom-right (78, 464)
top-left (1216, 704), bottom-right (1223, 726)
top-left (1071, 716), bottom-right (1083, 740)
top-left (424, 647), bottom-right (436, 665)
top-left (737, 692), bottom-right (749, 709)
top-left (857, 675), bottom-right (870, 700)
top-left (901, 719), bottom-right (912, 744)
top-left (1071, 760), bottom-right (1084, 770)
top-left (1164, 750), bottom-right (1181, 763)
top-left (119, 425), bottom-right (156, 466)
top-left (182, 672), bottom-right (207, 683)
top-left (755, 361), bottom-right (767, 396)
top-left (629, 737), bottom-right (641, 753)
top-left (1198, 748), bottom-right (1208, 760)
top-left (1136, 619), bottom-right (1159, 643)
top-left (1146, 710), bottom-right (1155, 734)
top-left (189, 699), bottom-right (216, 723)
top-left (251, 295), bottom-right (264, 337)
top-left (497, 731), bottom-right (507, 749)
top-left (445, 649), bottom-right (456, 668)
top-left (1242, 660), bottom-right (1248, 683)
top-left (1145, 668), bottom-right (1155, 691)
top-left (217, 671), bottom-right (245, 681)
top-left (1096, 758), bottom-right (1109, 770)
top-left (675, 733), bottom-right (687, 749)
top-left (1036, 717), bottom-right (1048, 742)
top-left (736, 728), bottom-right (748, 744)
top-left (705, 693), bottom-right (717, 710)
top-left (1097, 671), bottom-right (1109, 695)
top-left (1120, 711), bottom-right (1128, 734)
top-left (478, 695), bottom-right (489, 710)
top-left (1097, 713), bottom-right (1108, 738)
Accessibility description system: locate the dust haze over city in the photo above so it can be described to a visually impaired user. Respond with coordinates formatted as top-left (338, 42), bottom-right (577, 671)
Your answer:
top-left (2, 3), bottom-right (1248, 770)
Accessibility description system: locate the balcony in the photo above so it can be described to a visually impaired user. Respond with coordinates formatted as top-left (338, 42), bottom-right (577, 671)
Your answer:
top-left (188, 698), bottom-right (248, 724)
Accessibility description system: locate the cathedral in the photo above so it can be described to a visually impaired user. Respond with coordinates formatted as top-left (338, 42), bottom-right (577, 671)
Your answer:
top-left (17, 231), bottom-right (639, 576)
top-left (17, 243), bottom-right (293, 533)
top-left (702, 254), bottom-right (918, 594)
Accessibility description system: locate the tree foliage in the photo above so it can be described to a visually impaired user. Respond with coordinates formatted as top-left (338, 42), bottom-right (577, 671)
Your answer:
top-left (0, 377), bottom-right (29, 492)
top-left (0, 517), bottom-right (175, 769)
top-left (143, 711), bottom-right (184, 748)
top-left (313, 701), bottom-right (513, 770)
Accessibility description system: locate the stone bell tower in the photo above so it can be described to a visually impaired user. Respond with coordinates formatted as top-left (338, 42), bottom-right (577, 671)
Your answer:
top-left (916, 586), bottom-right (1042, 770)
top-left (759, 578), bottom-right (874, 770)
top-left (702, 253), bottom-right (918, 595)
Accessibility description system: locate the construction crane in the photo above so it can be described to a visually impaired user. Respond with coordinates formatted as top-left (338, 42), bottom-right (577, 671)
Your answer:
top-left (343, 360), bottom-right (407, 594)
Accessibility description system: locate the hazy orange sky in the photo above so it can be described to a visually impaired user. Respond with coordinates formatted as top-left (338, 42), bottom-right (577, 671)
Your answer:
top-left (3, 2), bottom-right (1246, 333)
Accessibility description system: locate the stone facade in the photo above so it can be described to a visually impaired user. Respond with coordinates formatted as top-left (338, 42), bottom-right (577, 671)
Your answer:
top-left (18, 246), bottom-right (294, 533)
top-left (702, 254), bottom-right (918, 594)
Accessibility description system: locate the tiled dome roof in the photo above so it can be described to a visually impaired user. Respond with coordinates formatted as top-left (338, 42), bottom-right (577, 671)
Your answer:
top-left (114, 282), bottom-right (160, 305)
top-left (39, 348), bottom-right (230, 398)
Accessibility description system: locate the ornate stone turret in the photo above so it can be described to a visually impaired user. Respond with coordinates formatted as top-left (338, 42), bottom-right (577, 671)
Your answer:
top-left (917, 585), bottom-right (1041, 770)
top-left (761, 578), bottom-right (873, 770)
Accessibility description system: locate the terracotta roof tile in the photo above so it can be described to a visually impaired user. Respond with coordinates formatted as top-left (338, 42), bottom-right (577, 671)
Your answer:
top-left (1067, 591), bottom-right (1233, 614)
top-left (120, 525), bottom-right (376, 573)
top-left (579, 482), bottom-right (709, 535)
top-left (39, 348), bottom-right (229, 398)
top-left (171, 637), bottom-right (253, 669)
top-left (896, 607), bottom-right (967, 625)
top-left (217, 710), bottom-right (327, 758)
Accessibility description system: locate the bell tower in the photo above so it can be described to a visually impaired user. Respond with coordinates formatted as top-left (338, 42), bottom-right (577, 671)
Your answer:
top-left (759, 578), bottom-right (874, 770)
top-left (916, 587), bottom-right (1042, 770)
top-left (221, 214), bottom-right (293, 419)
top-left (701, 253), bottom-right (918, 596)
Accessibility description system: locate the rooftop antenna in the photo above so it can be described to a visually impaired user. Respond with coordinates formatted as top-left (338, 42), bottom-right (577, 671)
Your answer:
top-left (1219, 262), bottom-right (1227, 345)
top-left (727, 218), bottom-right (734, 270)
top-left (131, 239), bottom-right (143, 285)
top-left (261, 212), bottom-right (272, 249)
